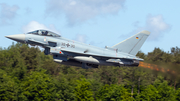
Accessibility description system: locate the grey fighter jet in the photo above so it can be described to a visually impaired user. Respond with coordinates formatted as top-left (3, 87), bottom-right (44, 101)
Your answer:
top-left (5, 30), bottom-right (150, 69)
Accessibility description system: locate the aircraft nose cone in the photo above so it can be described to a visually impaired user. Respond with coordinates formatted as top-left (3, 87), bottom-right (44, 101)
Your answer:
top-left (5, 34), bottom-right (25, 43)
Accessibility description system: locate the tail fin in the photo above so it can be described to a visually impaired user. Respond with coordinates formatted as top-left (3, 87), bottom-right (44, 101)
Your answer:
top-left (112, 30), bottom-right (150, 55)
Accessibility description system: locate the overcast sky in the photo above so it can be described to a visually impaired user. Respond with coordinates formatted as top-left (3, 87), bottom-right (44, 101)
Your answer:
top-left (0, 0), bottom-right (179, 54)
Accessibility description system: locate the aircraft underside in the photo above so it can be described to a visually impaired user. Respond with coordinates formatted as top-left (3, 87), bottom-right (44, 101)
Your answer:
top-left (43, 47), bottom-right (139, 69)
top-left (52, 53), bottom-right (139, 69)
top-left (54, 57), bottom-right (139, 69)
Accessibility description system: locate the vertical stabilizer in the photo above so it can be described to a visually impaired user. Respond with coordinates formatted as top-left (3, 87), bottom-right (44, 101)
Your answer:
top-left (112, 30), bottom-right (150, 55)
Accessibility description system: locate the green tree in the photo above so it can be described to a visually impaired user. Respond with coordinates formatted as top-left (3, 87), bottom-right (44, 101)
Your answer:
top-left (136, 85), bottom-right (160, 101)
top-left (175, 88), bottom-right (180, 101)
top-left (99, 66), bottom-right (120, 85)
top-left (96, 84), bottom-right (132, 101)
top-left (146, 47), bottom-right (164, 62)
top-left (137, 81), bottom-right (176, 101)
top-left (54, 77), bottom-right (76, 101)
top-left (171, 46), bottom-right (180, 64)
top-left (21, 70), bottom-right (56, 101)
top-left (136, 51), bottom-right (146, 59)
top-left (155, 81), bottom-right (176, 101)
top-left (75, 78), bottom-right (94, 101)
top-left (0, 70), bottom-right (19, 100)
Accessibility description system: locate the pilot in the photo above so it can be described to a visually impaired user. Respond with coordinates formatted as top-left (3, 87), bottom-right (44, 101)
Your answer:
top-left (42, 31), bottom-right (44, 35)
top-left (45, 31), bottom-right (48, 35)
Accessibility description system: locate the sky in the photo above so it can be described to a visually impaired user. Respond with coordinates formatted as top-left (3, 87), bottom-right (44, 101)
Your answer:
top-left (0, 0), bottom-right (179, 54)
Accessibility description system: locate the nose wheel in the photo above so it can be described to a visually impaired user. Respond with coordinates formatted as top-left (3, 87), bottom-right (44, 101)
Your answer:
top-left (44, 47), bottom-right (50, 55)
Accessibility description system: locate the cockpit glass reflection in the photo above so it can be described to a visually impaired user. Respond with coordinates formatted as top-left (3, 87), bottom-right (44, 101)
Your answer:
top-left (27, 30), bottom-right (60, 37)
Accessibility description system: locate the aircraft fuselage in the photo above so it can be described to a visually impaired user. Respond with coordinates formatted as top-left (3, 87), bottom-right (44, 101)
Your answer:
top-left (6, 30), bottom-right (150, 69)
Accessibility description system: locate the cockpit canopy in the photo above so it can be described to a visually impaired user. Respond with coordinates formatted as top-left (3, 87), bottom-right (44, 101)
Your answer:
top-left (27, 30), bottom-right (61, 37)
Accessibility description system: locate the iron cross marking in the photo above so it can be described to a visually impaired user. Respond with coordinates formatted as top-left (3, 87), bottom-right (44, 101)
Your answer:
top-left (66, 43), bottom-right (70, 47)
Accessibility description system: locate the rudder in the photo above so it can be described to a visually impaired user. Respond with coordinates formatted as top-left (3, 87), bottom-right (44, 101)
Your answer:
top-left (112, 30), bottom-right (150, 55)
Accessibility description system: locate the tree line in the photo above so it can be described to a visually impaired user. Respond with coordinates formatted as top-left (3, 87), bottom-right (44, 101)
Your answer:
top-left (0, 43), bottom-right (180, 100)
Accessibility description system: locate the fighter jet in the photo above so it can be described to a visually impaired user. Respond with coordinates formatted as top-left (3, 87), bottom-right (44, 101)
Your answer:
top-left (5, 30), bottom-right (150, 69)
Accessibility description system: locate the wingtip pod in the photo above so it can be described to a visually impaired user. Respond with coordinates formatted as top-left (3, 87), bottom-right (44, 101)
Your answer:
top-left (139, 30), bottom-right (150, 35)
